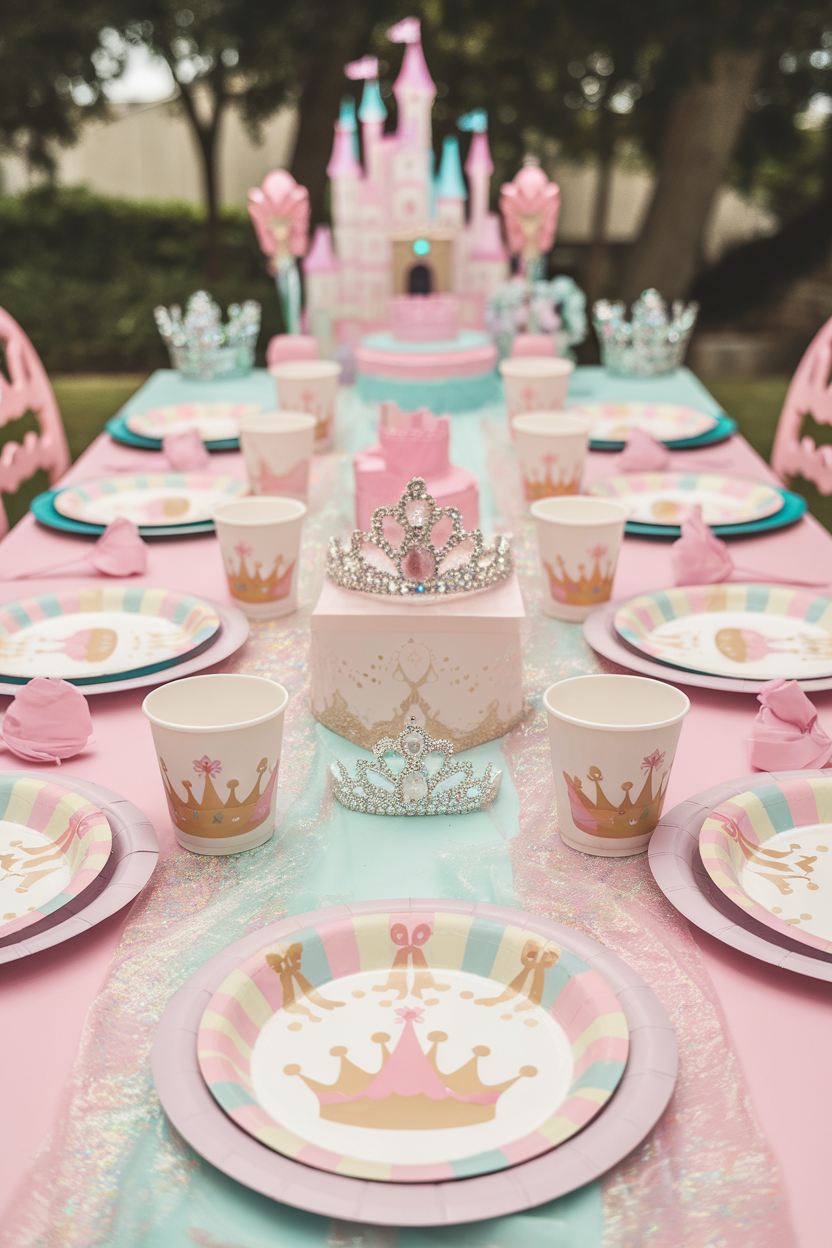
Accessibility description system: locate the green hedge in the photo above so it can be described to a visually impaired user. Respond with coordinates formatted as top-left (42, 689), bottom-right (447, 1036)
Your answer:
top-left (0, 187), bottom-right (283, 371)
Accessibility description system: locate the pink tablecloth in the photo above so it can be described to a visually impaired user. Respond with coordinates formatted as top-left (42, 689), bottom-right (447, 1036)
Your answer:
top-left (1, 419), bottom-right (831, 1247)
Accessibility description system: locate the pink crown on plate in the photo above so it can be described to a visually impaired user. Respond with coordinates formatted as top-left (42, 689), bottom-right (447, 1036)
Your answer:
top-left (327, 477), bottom-right (512, 598)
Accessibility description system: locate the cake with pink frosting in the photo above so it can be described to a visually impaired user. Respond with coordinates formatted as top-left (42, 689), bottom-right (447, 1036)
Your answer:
top-left (355, 295), bottom-right (499, 413)
top-left (353, 400), bottom-right (479, 530)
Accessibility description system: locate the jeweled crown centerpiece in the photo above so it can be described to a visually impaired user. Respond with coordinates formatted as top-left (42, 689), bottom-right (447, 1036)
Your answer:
top-left (331, 713), bottom-right (502, 815)
top-left (327, 477), bottom-right (512, 598)
top-left (593, 288), bottom-right (698, 377)
top-left (154, 290), bottom-right (261, 381)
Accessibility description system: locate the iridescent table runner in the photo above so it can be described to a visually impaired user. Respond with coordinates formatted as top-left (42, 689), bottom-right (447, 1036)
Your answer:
top-left (0, 378), bottom-right (795, 1248)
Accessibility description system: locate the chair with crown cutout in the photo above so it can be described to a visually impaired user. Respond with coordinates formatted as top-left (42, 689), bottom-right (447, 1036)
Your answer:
top-left (0, 306), bottom-right (70, 538)
top-left (771, 314), bottom-right (832, 495)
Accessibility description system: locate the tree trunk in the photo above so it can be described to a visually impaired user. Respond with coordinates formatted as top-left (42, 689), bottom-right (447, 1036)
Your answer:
top-left (179, 82), bottom-right (226, 281)
top-left (291, 23), bottom-right (377, 229)
top-left (620, 47), bottom-right (765, 304)
top-left (585, 116), bottom-right (616, 303)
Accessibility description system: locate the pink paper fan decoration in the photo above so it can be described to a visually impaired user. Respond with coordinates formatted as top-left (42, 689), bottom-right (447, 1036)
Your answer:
top-left (499, 164), bottom-right (561, 260)
top-left (248, 171), bottom-right (310, 263)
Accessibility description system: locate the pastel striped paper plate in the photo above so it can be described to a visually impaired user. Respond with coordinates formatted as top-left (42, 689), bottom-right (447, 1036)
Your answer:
top-left (0, 774), bottom-right (111, 937)
top-left (126, 402), bottom-right (261, 443)
top-left (614, 584), bottom-right (832, 681)
top-left (0, 587), bottom-right (221, 685)
top-left (570, 401), bottom-right (717, 446)
top-left (588, 473), bottom-right (784, 528)
top-left (53, 473), bottom-right (248, 528)
top-left (197, 908), bottom-right (629, 1182)
top-left (699, 774), bottom-right (832, 956)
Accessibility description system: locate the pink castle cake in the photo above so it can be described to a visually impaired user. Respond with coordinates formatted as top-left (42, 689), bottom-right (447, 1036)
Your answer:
top-left (354, 401), bottom-right (479, 530)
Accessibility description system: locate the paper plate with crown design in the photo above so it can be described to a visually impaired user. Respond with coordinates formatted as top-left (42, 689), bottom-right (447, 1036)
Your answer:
top-left (614, 584), bottom-right (832, 681)
top-left (196, 907), bottom-right (629, 1182)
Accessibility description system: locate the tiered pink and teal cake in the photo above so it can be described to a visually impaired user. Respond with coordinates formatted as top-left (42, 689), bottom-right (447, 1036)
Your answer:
top-left (355, 295), bottom-right (499, 413)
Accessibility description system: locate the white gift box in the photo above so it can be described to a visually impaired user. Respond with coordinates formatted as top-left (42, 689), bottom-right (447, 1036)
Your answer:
top-left (310, 574), bottom-right (528, 750)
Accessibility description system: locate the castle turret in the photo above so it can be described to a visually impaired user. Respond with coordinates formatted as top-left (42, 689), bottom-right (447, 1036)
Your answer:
top-left (327, 102), bottom-right (363, 313)
top-left (391, 24), bottom-right (436, 151)
top-left (359, 78), bottom-right (388, 186)
top-left (435, 136), bottom-right (467, 228)
top-left (461, 111), bottom-right (493, 238)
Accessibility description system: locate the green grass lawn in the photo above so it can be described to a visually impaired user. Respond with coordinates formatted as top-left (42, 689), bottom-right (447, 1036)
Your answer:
top-left (1, 370), bottom-right (829, 532)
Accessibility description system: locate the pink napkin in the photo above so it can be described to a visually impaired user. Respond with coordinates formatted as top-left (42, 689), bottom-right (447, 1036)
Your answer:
top-left (617, 426), bottom-right (672, 472)
top-left (162, 427), bottom-right (210, 470)
top-left (4, 517), bottom-right (148, 580)
top-left (747, 677), bottom-right (832, 770)
top-left (671, 505), bottom-right (733, 584)
top-left (1, 677), bottom-right (94, 763)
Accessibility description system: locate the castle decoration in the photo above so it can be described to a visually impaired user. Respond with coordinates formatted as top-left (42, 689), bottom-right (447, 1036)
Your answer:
top-left (522, 454), bottom-right (581, 503)
top-left (225, 542), bottom-right (295, 605)
top-left (282, 1001), bottom-right (537, 1130)
top-left (248, 170), bottom-right (310, 335)
top-left (160, 754), bottom-right (278, 836)
top-left (563, 750), bottom-right (670, 839)
top-left (544, 546), bottom-right (614, 606)
top-left (330, 712), bottom-right (502, 816)
top-left (353, 401), bottom-right (479, 530)
top-left (327, 476), bottom-right (512, 599)
top-left (302, 18), bottom-right (508, 347)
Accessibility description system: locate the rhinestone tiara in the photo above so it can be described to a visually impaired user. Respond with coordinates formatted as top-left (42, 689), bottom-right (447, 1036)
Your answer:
top-left (326, 477), bottom-right (513, 598)
top-left (330, 715), bottom-right (502, 816)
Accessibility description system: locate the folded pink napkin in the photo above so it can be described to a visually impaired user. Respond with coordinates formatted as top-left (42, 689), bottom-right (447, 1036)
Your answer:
top-left (1, 677), bottom-right (94, 763)
top-left (747, 677), bottom-right (832, 771)
top-left (617, 426), bottom-right (672, 472)
top-left (4, 517), bottom-right (148, 580)
top-left (671, 505), bottom-right (733, 584)
top-left (162, 427), bottom-right (210, 470)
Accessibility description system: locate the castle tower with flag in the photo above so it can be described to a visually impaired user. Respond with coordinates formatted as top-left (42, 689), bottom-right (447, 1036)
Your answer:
top-left (303, 17), bottom-right (508, 347)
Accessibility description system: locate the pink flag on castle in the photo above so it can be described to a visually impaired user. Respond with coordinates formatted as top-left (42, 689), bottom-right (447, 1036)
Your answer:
top-left (387, 16), bottom-right (421, 42)
top-left (345, 55), bottom-right (379, 79)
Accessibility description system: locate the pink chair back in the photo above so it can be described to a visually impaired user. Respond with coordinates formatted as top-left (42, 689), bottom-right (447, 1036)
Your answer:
top-left (771, 315), bottom-right (832, 495)
top-left (0, 307), bottom-right (69, 538)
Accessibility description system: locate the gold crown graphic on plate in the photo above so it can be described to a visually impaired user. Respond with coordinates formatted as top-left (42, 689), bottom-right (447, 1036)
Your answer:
top-left (330, 715), bottom-right (502, 816)
top-left (283, 1003), bottom-right (536, 1130)
top-left (523, 458), bottom-right (580, 502)
top-left (326, 477), bottom-right (513, 599)
top-left (161, 754), bottom-right (277, 835)
top-left (226, 542), bottom-right (294, 604)
top-left (564, 750), bottom-right (669, 839)
top-left (544, 546), bottom-right (613, 606)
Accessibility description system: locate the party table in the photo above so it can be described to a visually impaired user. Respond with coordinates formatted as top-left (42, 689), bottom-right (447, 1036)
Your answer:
top-left (0, 367), bottom-right (830, 1247)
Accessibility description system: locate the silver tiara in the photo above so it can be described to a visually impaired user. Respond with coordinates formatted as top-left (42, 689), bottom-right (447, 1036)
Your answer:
top-left (326, 477), bottom-right (513, 598)
top-left (330, 715), bottom-right (502, 816)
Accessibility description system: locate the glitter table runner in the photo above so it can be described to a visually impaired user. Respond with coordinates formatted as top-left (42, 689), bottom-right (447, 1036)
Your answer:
top-left (0, 373), bottom-right (795, 1247)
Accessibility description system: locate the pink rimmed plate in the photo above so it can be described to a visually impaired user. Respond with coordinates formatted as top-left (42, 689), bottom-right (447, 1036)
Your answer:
top-left (0, 774), bottom-right (111, 937)
top-left (699, 774), bottom-right (832, 956)
top-left (196, 908), bottom-right (628, 1182)
top-left (53, 473), bottom-right (248, 528)
top-left (588, 473), bottom-right (784, 527)
top-left (126, 402), bottom-right (261, 443)
top-left (0, 774), bottom-right (158, 964)
top-left (153, 899), bottom-right (677, 1226)
top-left (649, 770), bottom-right (832, 983)
top-left (569, 402), bottom-right (717, 444)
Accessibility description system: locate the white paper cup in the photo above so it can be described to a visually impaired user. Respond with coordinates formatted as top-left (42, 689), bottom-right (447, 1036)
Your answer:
top-left (530, 496), bottom-right (628, 621)
top-left (512, 412), bottom-right (590, 506)
top-left (544, 674), bottom-right (689, 857)
top-left (143, 674), bottom-right (290, 855)
top-left (270, 360), bottom-right (341, 451)
top-left (239, 411), bottom-right (316, 501)
top-left (499, 357), bottom-right (575, 435)
top-left (213, 496), bottom-right (306, 620)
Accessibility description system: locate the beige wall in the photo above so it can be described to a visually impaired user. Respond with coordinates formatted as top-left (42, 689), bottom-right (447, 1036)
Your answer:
top-left (1, 97), bottom-right (298, 206)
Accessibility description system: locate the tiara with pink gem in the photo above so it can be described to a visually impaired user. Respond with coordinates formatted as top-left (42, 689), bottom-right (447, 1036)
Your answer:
top-left (326, 477), bottom-right (513, 599)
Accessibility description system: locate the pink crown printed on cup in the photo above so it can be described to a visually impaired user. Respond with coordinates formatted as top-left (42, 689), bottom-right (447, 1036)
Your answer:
top-left (326, 477), bottom-right (512, 598)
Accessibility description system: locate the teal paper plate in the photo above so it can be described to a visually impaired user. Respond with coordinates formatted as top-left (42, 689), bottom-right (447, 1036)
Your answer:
top-left (31, 489), bottom-right (214, 538)
top-left (105, 412), bottom-right (239, 451)
top-left (624, 487), bottom-right (807, 539)
top-left (589, 412), bottom-right (736, 452)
